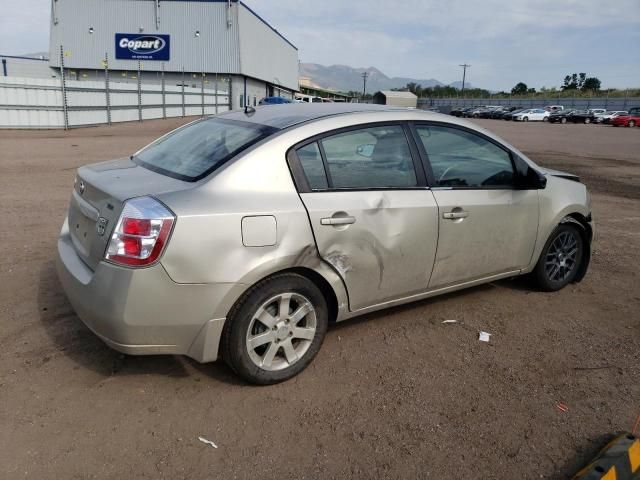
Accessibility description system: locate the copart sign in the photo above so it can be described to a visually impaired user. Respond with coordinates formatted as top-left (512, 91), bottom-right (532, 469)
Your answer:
top-left (115, 33), bottom-right (170, 61)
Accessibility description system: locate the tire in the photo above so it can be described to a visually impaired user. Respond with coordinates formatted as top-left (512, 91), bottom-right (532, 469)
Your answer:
top-left (220, 273), bottom-right (328, 385)
top-left (543, 116), bottom-right (549, 122)
top-left (532, 224), bottom-right (584, 292)
top-left (629, 120), bottom-right (636, 128)
top-left (561, 117), bottom-right (567, 124)
top-left (523, 116), bottom-right (529, 122)
top-left (584, 118), bottom-right (591, 124)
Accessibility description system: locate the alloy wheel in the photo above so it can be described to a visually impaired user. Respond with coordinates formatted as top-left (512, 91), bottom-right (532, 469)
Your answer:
top-left (545, 231), bottom-right (579, 283)
top-left (246, 293), bottom-right (317, 371)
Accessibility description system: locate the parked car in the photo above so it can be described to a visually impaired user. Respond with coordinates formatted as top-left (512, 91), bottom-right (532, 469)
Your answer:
top-left (513, 108), bottom-right (550, 122)
top-left (548, 109), bottom-right (577, 124)
top-left (259, 96), bottom-right (293, 105)
top-left (569, 110), bottom-right (597, 124)
top-left (610, 107), bottom-right (640, 127)
top-left (597, 110), bottom-right (628, 124)
top-left (588, 108), bottom-right (606, 116)
top-left (449, 107), bottom-right (467, 117)
top-left (489, 106), bottom-right (517, 119)
top-left (545, 105), bottom-right (564, 112)
top-left (503, 108), bottom-right (527, 120)
top-left (466, 106), bottom-right (501, 118)
top-left (56, 104), bottom-right (593, 384)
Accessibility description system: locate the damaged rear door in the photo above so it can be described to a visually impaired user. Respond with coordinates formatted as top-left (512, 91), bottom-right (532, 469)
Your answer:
top-left (289, 123), bottom-right (439, 311)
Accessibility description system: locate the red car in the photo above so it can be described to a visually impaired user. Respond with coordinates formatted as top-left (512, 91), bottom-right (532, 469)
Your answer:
top-left (611, 107), bottom-right (640, 127)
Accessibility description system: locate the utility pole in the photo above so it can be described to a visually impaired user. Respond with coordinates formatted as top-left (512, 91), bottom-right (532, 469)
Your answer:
top-left (459, 63), bottom-right (470, 97)
top-left (361, 72), bottom-right (369, 102)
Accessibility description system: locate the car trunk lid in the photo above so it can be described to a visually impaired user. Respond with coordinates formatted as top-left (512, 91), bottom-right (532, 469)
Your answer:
top-left (67, 157), bottom-right (192, 271)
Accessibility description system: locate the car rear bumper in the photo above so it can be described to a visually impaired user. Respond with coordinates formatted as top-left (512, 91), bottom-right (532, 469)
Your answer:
top-left (56, 219), bottom-right (240, 363)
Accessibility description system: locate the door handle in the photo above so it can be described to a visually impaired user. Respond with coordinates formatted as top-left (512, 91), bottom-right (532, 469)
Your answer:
top-left (443, 210), bottom-right (469, 220)
top-left (320, 216), bottom-right (356, 226)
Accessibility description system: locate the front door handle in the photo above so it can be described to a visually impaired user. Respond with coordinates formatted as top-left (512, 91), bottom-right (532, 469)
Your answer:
top-left (320, 216), bottom-right (356, 226)
top-left (443, 210), bottom-right (469, 220)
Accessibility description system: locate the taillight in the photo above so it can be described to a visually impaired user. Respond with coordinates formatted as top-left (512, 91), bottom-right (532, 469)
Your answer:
top-left (105, 196), bottom-right (175, 267)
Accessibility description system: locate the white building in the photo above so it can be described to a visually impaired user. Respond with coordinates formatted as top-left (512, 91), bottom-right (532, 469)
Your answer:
top-left (47, 0), bottom-right (299, 108)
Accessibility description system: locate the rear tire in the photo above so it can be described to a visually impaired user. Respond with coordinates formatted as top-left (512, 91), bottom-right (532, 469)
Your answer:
top-left (561, 117), bottom-right (567, 124)
top-left (584, 118), bottom-right (591, 124)
top-left (629, 120), bottom-right (636, 127)
top-left (532, 224), bottom-right (584, 292)
top-left (221, 273), bottom-right (328, 384)
top-left (543, 117), bottom-right (549, 122)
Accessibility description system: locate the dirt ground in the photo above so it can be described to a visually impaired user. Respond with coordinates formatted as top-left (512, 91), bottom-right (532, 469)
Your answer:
top-left (1, 116), bottom-right (638, 479)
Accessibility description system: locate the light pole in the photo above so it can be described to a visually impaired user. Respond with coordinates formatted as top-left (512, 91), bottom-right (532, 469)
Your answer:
top-left (361, 72), bottom-right (369, 101)
top-left (459, 63), bottom-right (470, 97)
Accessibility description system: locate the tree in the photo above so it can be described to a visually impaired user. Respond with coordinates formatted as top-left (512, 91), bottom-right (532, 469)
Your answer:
top-left (511, 82), bottom-right (528, 95)
top-left (563, 72), bottom-right (587, 90)
top-left (582, 77), bottom-right (601, 92)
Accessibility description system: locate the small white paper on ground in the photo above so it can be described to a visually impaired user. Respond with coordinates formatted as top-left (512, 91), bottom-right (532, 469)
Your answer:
top-left (478, 331), bottom-right (492, 342)
top-left (198, 436), bottom-right (218, 448)
top-left (442, 319), bottom-right (458, 324)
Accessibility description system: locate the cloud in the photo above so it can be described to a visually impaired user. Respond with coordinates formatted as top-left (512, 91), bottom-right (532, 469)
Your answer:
top-left (1, 0), bottom-right (638, 89)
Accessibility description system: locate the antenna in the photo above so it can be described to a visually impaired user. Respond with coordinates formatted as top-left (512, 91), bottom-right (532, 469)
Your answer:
top-left (459, 64), bottom-right (471, 96)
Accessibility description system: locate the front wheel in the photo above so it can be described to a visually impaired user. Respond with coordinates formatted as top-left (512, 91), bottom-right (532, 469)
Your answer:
top-left (584, 118), bottom-right (591, 124)
top-left (532, 224), bottom-right (584, 292)
top-left (221, 273), bottom-right (328, 384)
top-left (523, 116), bottom-right (529, 122)
top-left (561, 117), bottom-right (567, 124)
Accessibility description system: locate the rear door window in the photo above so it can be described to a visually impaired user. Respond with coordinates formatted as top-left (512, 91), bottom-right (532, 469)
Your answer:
top-left (134, 118), bottom-right (277, 181)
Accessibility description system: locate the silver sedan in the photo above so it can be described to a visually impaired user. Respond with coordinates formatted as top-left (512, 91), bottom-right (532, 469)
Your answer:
top-left (57, 104), bottom-right (593, 384)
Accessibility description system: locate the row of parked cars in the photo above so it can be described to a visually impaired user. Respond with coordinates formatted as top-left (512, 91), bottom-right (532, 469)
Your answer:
top-left (449, 105), bottom-right (640, 126)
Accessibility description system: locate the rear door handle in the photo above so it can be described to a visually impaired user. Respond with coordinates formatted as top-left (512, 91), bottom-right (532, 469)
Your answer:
top-left (320, 216), bottom-right (356, 226)
top-left (443, 210), bottom-right (469, 220)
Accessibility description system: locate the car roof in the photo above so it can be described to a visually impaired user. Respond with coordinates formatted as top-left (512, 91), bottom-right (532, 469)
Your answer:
top-left (217, 103), bottom-right (415, 129)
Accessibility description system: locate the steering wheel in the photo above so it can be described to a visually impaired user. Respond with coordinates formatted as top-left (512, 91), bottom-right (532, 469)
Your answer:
top-left (437, 163), bottom-right (461, 184)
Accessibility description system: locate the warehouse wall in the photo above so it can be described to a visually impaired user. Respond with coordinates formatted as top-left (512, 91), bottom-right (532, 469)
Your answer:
top-left (237, 4), bottom-right (299, 91)
top-left (1, 56), bottom-right (55, 79)
top-left (50, 0), bottom-right (241, 73)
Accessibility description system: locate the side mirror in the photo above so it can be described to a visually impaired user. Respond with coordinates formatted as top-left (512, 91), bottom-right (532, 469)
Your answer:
top-left (356, 144), bottom-right (375, 158)
top-left (513, 155), bottom-right (546, 189)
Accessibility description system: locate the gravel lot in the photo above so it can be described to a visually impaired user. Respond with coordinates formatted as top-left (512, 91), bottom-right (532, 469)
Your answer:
top-left (1, 116), bottom-right (638, 479)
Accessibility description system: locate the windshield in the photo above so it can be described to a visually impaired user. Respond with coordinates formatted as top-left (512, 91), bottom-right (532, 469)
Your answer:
top-left (133, 118), bottom-right (278, 181)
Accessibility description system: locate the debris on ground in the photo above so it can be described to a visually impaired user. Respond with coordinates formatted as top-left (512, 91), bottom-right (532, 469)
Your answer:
top-left (556, 403), bottom-right (569, 413)
top-left (198, 436), bottom-right (218, 448)
top-left (441, 319), bottom-right (458, 324)
top-left (478, 331), bottom-right (492, 342)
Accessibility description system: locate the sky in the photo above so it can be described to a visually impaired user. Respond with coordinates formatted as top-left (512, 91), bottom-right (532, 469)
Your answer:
top-left (1, 0), bottom-right (639, 90)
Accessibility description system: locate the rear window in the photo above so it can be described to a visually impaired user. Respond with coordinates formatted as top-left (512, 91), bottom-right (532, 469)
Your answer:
top-left (133, 118), bottom-right (277, 181)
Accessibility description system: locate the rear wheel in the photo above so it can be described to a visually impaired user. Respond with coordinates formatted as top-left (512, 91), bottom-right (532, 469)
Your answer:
top-left (532, 224), bottom-right (584, 291)
top-left (629, 120), bottom-right (636, 127)
top-left (543, 116), bottom-right (549, 122)
top-left (561, 117), bottom-right (567, 124)
top-left (221, 273), bottom-right (328, 384)
top-left (584, 118), bottom-right (591, 124)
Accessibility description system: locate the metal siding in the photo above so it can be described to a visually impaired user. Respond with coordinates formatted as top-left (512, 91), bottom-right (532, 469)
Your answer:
top-left (50, 0), bottom-right (241, 74)
top-left (237, 5), bottom-right (298, 91)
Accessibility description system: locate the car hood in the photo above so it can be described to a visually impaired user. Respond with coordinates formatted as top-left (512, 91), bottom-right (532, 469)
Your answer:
top-left (537, 166), bottom-right (580, 182)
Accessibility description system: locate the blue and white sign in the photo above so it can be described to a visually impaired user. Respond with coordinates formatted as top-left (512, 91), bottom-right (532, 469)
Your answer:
top-left (115, 33), bottom-right (170, 61)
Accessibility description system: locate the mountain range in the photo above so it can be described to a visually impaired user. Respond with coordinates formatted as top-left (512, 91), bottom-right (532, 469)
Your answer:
top-left (299, 63), bottom-right (470, 93)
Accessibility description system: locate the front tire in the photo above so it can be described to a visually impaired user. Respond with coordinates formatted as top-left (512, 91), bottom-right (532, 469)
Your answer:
top-left (561, 117), bottom-right (567, 124)
top-left (221, 273), bottom-right (328, 384)
top-left (532, 224), bottom-right (584, 292)
top-left (523, 116), bottom-right (529, 122)
top-left (584, 118), bottom-right (591, 124)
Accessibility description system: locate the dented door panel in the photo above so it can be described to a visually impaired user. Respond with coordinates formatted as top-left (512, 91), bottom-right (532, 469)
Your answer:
top-left (300, 190), bottom-right (439, 311)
